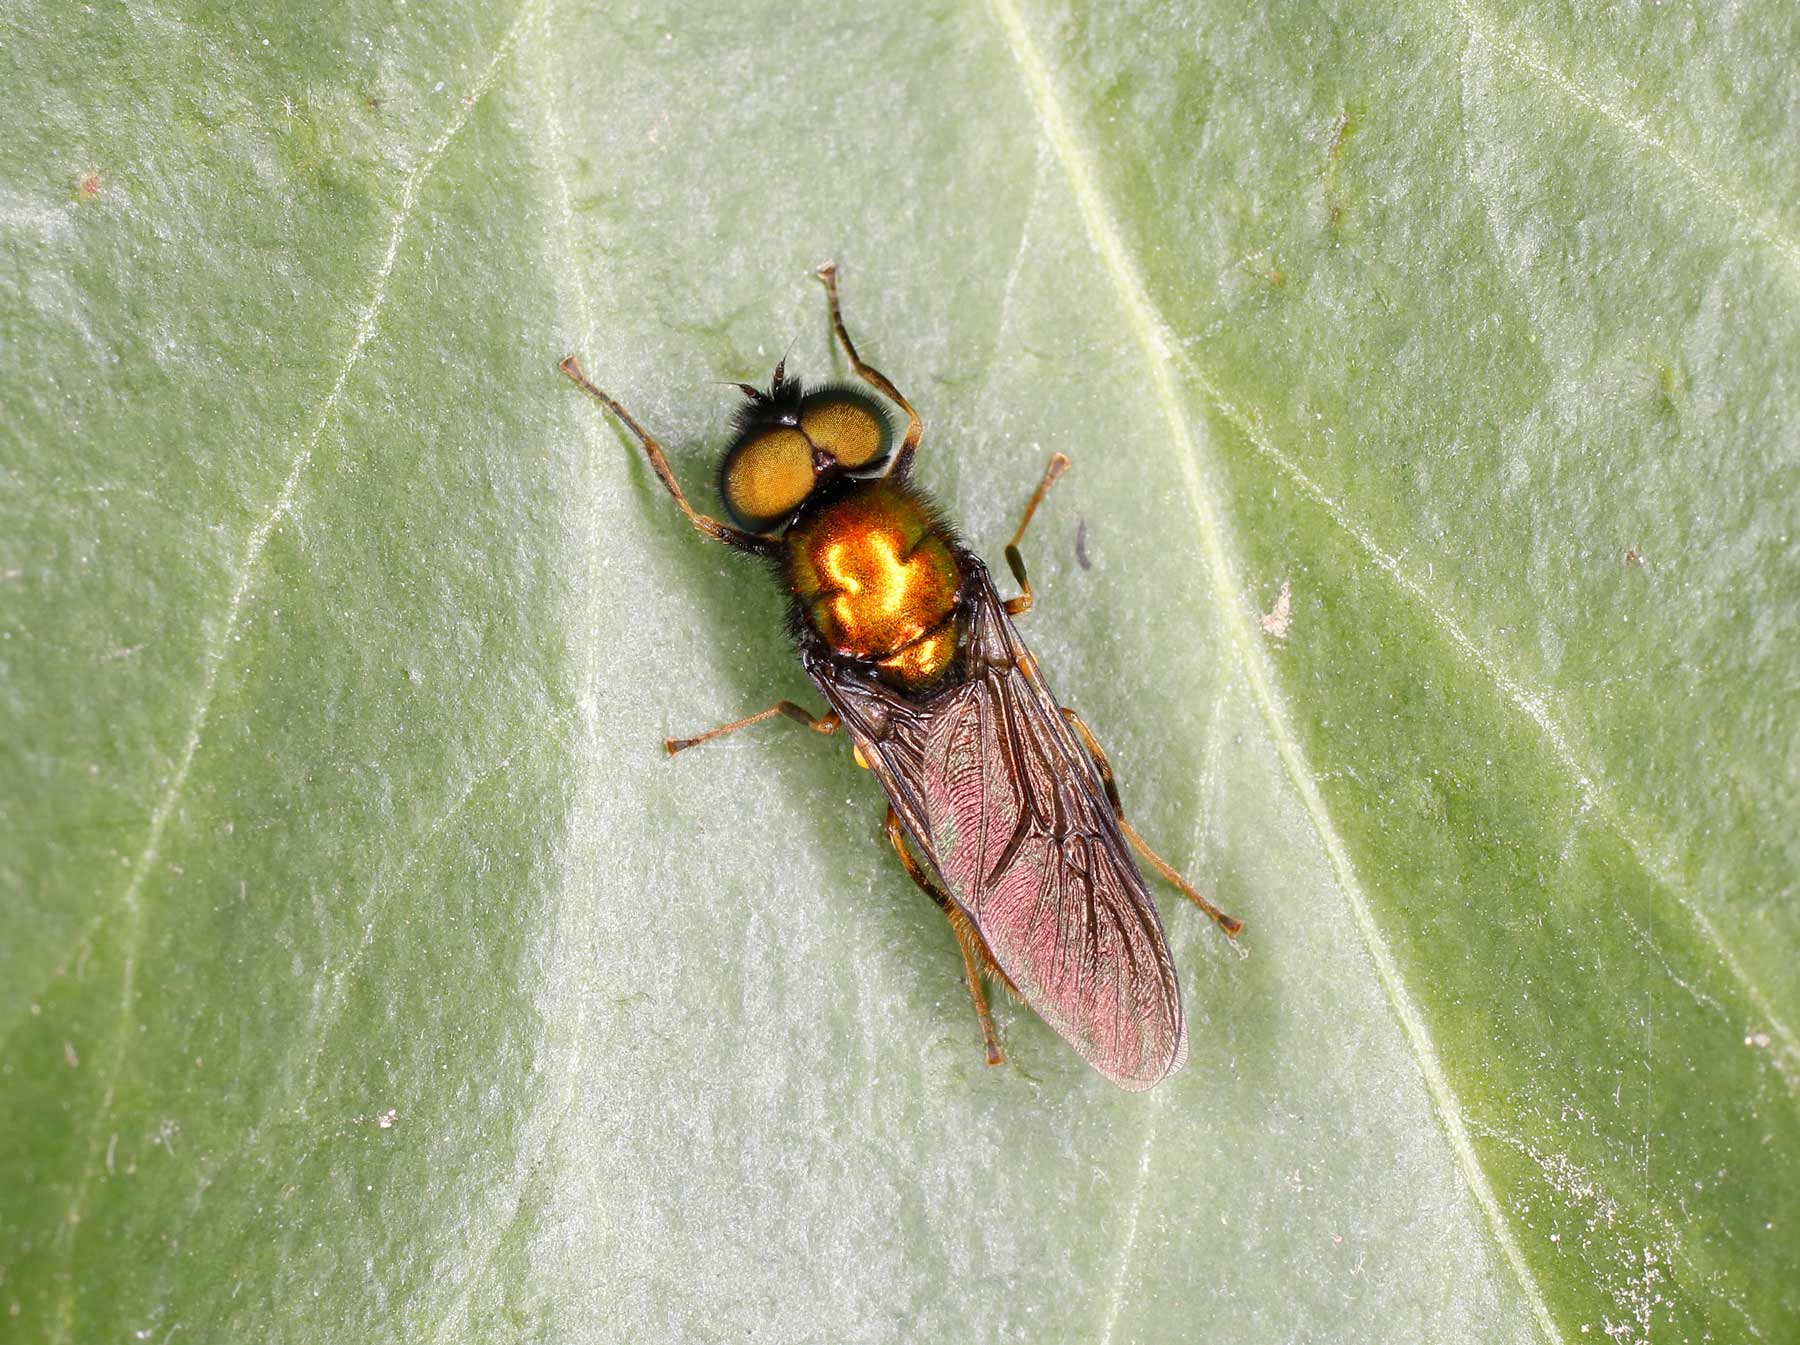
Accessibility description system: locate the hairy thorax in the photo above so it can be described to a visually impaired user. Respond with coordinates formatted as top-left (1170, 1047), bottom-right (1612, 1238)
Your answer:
top-left (783, 478), bottom-right (964, 690)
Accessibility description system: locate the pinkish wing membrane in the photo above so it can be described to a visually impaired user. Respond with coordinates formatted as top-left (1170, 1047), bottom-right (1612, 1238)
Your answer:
top-left (810, 563), bottom-right (1187, 1090)
top-left (921, 662), bottom-right (1187, 1089)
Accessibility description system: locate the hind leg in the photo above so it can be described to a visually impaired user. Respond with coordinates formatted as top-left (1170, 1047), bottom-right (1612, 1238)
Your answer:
top-left (1061, 708), bottom-right (1244, 937)
top-left (884, 807), bottom-right (1005, 1066)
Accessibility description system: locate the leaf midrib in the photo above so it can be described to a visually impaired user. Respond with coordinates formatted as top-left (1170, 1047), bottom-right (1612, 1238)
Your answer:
top-left (986, 1), bottom-right (1567, 1339)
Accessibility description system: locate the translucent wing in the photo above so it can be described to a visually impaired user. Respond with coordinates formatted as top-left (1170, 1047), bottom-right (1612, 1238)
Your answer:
top-left (804, 560), bottom-right (1187, 1089)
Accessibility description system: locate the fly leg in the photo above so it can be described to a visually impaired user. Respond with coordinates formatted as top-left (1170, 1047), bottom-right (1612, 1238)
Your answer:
top-left (1060, 708), bottom-right (1245, 937)
top-left (559, 355), bottom-right (773, 553)
top-left (1003, 452), bottom-right (1071, 617)
top-left (665, 703), bottom-right (839, 756)
top-left (884, 807), bottom-right (1006, 1067)
top-left (816, 263), bottom-right (925, 477)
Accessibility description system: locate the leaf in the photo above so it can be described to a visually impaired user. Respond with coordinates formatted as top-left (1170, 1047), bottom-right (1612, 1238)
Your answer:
top-left (2, 0), bottom-right (1794, 1340)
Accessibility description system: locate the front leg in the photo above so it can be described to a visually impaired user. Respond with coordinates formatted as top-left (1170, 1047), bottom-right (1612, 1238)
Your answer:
top-left (560, 355), bottom-right (774, 554)
top-left (816, 264), bottom-right (925, 478)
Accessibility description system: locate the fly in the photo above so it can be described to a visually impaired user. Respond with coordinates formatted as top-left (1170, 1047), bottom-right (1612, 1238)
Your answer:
top-left (560, 264), bottom-right (1242, 1090)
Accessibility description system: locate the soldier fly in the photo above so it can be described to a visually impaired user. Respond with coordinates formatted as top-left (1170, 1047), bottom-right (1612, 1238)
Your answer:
top-left (560, 264), bottom-right (1242, 1090)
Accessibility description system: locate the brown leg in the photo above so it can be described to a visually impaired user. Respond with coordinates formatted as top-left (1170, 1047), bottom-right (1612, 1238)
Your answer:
top-left (560, 355), bottom-right (773, 553)
top-left (884, 807), bottom-right (1005, 1067)
top-left (1061, 707), bottom-right (1245, 937)
top-left (815, 263), bottom-right (925, 477)
top-left (1003, 452), bottom-right (1071, 617)
top-left (666, 702), bottom-right (839, 756)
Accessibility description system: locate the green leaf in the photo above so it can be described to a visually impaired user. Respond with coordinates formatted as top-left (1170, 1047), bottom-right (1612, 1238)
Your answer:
top-left (4, 0), bottom-right (1795, 1339)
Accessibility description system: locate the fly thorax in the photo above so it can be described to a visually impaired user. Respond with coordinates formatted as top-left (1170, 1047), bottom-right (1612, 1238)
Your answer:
top-left (784, 479), bottom-right (963, 687)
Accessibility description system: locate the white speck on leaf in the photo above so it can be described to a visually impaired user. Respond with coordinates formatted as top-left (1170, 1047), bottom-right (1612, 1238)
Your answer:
top-left (1259, 579), bottom-right (1294, 639)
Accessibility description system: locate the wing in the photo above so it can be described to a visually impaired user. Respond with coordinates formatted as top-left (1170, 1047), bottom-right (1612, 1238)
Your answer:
top-left (804, 560), bottom-right (1187, 1090)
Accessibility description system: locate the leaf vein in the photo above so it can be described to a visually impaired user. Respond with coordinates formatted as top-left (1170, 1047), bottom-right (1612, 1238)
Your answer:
top-left (1097, 1097), bottom-right (1161, 1345)
top-left (43, 10), bottom-right (536, 1338)
top-left (988, 2), bottom-right (1565, 1340)
top-left (414, 9), bottom-right (610, 1330)
top-left (1210, 409), bottom-right (1800, 1093)
top-left (1451, 0), bottom-right (1800, 281)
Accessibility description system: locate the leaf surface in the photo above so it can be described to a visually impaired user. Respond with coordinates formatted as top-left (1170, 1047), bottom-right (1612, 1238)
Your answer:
top-left (2, 0), bottom-right (1794, 1340)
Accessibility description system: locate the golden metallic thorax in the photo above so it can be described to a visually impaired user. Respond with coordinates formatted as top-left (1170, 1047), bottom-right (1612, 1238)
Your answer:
top-left (785, 478), bottom-right (962, 689)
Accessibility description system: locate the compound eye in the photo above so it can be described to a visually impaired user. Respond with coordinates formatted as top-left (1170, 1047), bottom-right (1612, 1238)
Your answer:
top-left (720, 426), bottom-right (815, 529)
top-left (799, 389), bottom-right (891, 470)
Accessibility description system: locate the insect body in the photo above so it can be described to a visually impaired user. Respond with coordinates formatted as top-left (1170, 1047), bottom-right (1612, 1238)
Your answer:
top-left (561, 265), bottom-right (1242, 1090)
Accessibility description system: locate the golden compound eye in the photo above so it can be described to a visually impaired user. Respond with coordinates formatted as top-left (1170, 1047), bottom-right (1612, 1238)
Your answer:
top-left (799, 390), bottom-right (891, 469)
top-left (720, 426), bottom-right (816, 529)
